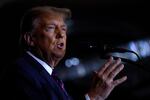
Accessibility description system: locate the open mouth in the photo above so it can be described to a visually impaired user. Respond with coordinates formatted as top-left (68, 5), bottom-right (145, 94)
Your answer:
top-left (57, 43), bottom-right (64, 49)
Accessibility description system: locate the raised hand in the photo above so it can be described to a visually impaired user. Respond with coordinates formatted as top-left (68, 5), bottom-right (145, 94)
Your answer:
top-left (88, 57), bottom-right (127, 100)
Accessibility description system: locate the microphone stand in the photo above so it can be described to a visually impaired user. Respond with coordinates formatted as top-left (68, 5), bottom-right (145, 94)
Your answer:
top-left (100, 52), bottom-right (150, 73)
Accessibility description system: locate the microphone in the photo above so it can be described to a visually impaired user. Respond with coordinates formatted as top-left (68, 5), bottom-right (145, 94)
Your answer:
top-left (103, 45), bottom-right (133, 53)
top-left (75, 42), bottom-right (141, 60)
top-left (86, 43), bottom-right (129, 52)
top-left (80, 42), bottom-right (148, 72)
top-left (86, 43), bottom-right (141, 61)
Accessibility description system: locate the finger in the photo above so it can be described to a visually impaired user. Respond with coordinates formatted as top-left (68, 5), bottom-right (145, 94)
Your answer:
top-left (107, 64), bottom-right (124, 80)
top-left (103, 58), bottom-right (121, 78)
top-left (97, 57), bottom-right (113, 76)
top-left (112, 76), bottom-right (127, 87)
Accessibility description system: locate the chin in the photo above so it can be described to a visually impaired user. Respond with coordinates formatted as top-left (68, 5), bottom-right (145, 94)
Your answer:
top-left (56, 53), bottom-right (65, 59)
top-left (54, 51), bottom-right (65, 59)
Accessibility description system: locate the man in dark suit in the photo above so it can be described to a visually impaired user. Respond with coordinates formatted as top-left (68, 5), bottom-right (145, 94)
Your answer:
top-left (0, 6), bottom-right (127, 100)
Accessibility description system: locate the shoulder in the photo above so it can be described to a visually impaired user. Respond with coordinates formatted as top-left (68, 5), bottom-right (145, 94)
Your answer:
top-left (2, 52), bottom-right (43, 83)
top-left (0, 53), bottom-right (45, 92)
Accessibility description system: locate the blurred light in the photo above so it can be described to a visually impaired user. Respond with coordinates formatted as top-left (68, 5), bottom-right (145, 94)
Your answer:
top-left (71, 58), bottom-right (80, 65)
top-left (89, 45), bottom-right (93, 48)
top-left (129, 41), bottom-right (138, 53)
top-left (138, 41), bottom-right (150, 57)
top-left (128, 39), bottom-right (150, 60)
top-left (129, 41), bottom-right (139, 61)
top-left (65, 57), bottom-right (80, 68)
top-left (65, 59), bottom-right (72, 68)
top-left (76, 64), bottom-right (86, 77)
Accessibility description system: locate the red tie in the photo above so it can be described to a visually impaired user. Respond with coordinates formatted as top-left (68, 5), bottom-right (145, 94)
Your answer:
top-left (51, 71), bottom-right (69, 97)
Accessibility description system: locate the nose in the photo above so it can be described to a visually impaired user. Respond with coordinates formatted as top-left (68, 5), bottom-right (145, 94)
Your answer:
top-left (56, 33), bottom-right (64, 39)
top-left (55, 28), bottom-right (66, 39)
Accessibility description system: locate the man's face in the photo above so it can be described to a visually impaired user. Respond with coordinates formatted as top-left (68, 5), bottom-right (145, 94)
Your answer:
top-left (31, 13), bottom-right (67, 61)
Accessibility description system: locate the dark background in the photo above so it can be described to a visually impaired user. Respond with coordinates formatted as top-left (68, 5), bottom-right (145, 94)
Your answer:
top-left (0, 0), bottom-right (150, 100)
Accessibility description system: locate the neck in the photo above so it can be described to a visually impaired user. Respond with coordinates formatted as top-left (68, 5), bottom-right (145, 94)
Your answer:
top-left (29, 49), bottom-right (61, 68)
top-left (48, 56), bottom-right (61, 68)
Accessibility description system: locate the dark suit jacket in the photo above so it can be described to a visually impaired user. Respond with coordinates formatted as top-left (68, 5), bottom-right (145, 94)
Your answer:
top-left (0, 52), bottom-right (71, 100)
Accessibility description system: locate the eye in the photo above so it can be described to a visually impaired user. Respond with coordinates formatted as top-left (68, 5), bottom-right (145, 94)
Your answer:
top-left (62, 27), bottom-right (67, 32)
top-left (45, 26), bottom-right (55, 32)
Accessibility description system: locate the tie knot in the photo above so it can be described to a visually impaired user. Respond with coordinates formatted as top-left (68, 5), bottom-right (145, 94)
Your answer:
top-left (51, 71), bottom-right (69, 98)
top-left (52, 71), bottom-right (57, 77)
top-left (51, 71), bottom-right (62, 85)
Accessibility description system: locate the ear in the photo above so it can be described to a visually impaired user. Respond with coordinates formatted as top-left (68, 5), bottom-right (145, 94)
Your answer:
top-left (23, 32), bottom-right (35, 46)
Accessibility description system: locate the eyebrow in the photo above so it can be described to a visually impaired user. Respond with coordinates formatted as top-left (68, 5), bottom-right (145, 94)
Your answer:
top-left (46, 23), bottom-right (67, 28)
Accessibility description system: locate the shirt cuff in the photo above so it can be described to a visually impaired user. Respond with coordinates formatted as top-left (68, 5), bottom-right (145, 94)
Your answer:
top-left (85, 94), bottom-right (105, 100)
top-left (85, 94), bottom-right (91, 100)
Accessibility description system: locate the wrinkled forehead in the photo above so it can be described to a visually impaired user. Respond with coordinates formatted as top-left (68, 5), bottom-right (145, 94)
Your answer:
top-left (33, 12), bottom-right (66, 27)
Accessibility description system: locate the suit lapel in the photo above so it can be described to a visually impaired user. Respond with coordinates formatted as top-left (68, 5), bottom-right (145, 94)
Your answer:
top-left (23, 53), bottom-right (69, 100)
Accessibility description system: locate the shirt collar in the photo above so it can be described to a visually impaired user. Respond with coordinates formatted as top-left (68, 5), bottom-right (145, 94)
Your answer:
top-left (26, 51), bottom-right (53, 75)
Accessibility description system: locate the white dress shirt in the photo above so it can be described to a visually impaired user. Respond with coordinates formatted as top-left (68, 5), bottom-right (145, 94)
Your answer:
top-left (27, 51), bottom-right (53, 76)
